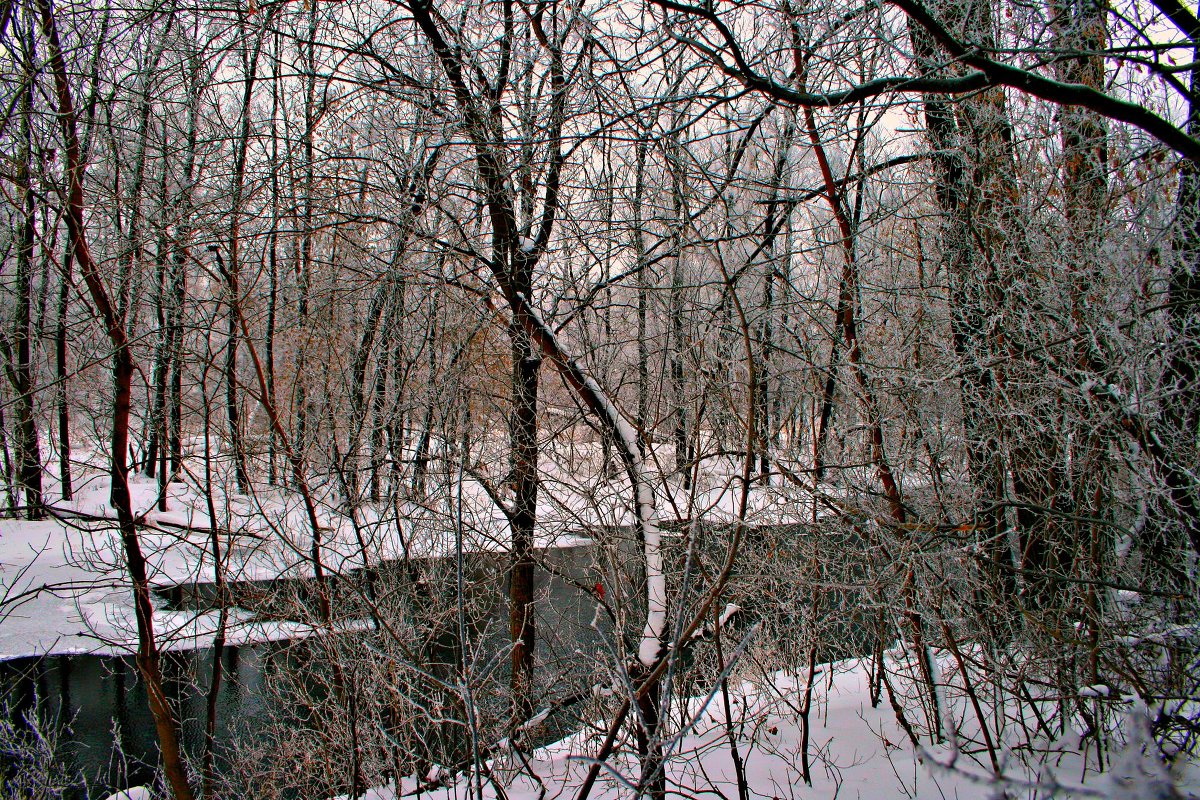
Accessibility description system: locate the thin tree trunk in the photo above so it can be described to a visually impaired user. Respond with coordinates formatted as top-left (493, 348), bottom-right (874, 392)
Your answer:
top-left (223, 10), bottom-right (267, 495)
top-left (369, 341), bottom-right (388, 502)
top-left (634, 138), bottom-right (650, 456)
top-left (349, 195), bottom-right (433, 503)
top-left (388, 322), bottom-right (407, 497)
top-left (411, 290), bottom-right (438, 499)
top-left (799, 101), bottom-right (905, 523)
top-left (170, 47), bottom-right (203, 482)
top-left (119, 17), bottom-right (172, 480)
top-left (714, 617), bottom-right (750, 800)
top-left (146, 117), bottom-right (171, 487)
top-left (0, 397), bottom-right (17, 515)
top-left (407, 0), bottom-right (567, 729)
top-left (813, 341), bottom-right (838, 481)
top-left (753, 120), bottom-right (796, 481)
top-left (264, 28), bottom-right (281, 487)
top-left (294, 1), bottom-right (319, 478)
top-left (36, 3), bottom-right (194, 796)
top-left (14, 37), bottom-right (43, 518)
top-left (1055, 0), bottom-right (1111, 670)
top-left (199, 366), bottom-right (227, 800)
top-left (55, 247), bottom-right (71, 500)
top-left (668, 137), bottom-right (691, 489)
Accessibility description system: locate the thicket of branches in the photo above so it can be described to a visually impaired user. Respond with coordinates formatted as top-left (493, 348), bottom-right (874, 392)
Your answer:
top-left (2, 0), bottom-right (1200, 796)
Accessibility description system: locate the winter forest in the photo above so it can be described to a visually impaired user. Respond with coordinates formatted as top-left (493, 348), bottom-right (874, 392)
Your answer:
top-left (1, 0), bottom-right (1199, 796)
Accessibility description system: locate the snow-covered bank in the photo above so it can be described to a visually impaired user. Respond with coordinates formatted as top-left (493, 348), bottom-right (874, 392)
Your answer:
top-left (0, 450), bottom-right (608, 658)
top-left (339, 658), bottom-right (1200, 800)
top-left (0, 442), bottom-right (826, 659)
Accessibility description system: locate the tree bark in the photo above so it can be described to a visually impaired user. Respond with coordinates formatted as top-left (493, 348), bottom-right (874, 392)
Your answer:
top-left (907, 4), bottom-right (1017, 612)
top-left (35, 2), bottom-right (194, 796)
top-left (508, 320), bottom-right (540, 723)
top-left (146, 120), bottom-right (171, 506)
top-left (14, 34), bottom-right (43, 518)
top-left (294, 0), bottom-right (320, 480)
top-left (266, 27), bottom-right (281, 487)
top-left (634, 138), bottom-right (650, 456)
top-left (1163, 38), bottom-right (1200, 558)
top-left (407, 0), bottom-right (566, 725)
top-left (169, 45), bottom-right (203, 482)
top-left (223, 9), bottom-right (267, 495)
top-left (667, 135), bottom-right (692, 489)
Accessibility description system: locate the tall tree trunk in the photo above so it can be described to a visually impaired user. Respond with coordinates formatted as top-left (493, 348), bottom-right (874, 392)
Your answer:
top-left (170, 47), bottom-right (203, 482)
top-left (412, 293), bottom-right (438, 499)
top-left (199, 365), bottom-right (228, 800)
top-left (813, 342), bottom-right (838, 481)
top-left (634, 138), bottom-right (650, 457)
top-left (0, 399), bottom-right (17, 515)
top-left (1162, 39), bottom-right (1200, 558)
top-left (55, 239), bottom-right (72, 500)
top-left (119, 16), bottom-right (172, 479)
top-left (668, 136), bottom-right (691, 489)
top-left (1055, 0), bottom-right (1110, 670)
top-left (508, 320), bottom-right (540, 724)
top-left (799, 102), bottom-right (905, 524)
top-left (908, 5), bottom-right (1017, 613)
top-left (14, 36), bottom-right (43, 519)
top-left (348, 168), bottom-right (434, 504)
top-left (223, 10), bottom-right (267, 495)
top-left (408, 0), bottom-right (568, 729)
top-left (369, 338), bottom-right (388, 503)
top-left (266, 28), bottom-right (281, 487)
top-left (36, 2), bottom-right (194, 796)
top-left (753, 120), bottom-right (796, 481)
top-left (294, 0), bottom-right (319, 480)
top-left (146, 116), bottom-right (171, 487)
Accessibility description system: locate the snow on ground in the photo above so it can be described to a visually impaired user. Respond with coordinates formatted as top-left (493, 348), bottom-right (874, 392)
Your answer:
top-left (338, 659), bottom-right (1200, 800)
top-left (0, 439), bottom-right (833, 659)
top-left (15, 444), bottom-right (1194, 799)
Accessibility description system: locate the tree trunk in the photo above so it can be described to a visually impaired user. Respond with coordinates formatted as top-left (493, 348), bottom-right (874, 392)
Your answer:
top-left (224, 10), bottom-right (266, 495)
top-left (1054, 0), bottom-right (1111, 668)
top-left (407, 0), bottom-right (567, 729)
top-left (634, 138), bottom-right (650, 457)
top-left (55, 242), bottom-right (72, 501)
top-left (14, 42), bottom-right (43, 519)
top-left (508, 320), bottom-right (541, 724)
top-left (36, 3), bottom-right (194, 796)
top-left (199, 368), bottom-right (227, 800)
top-left (369, 341), bottom-right (388, 503)
top-left (753, 120), bottom-right (796, 481)
top-left (170, 47), bottom-right (203, 483)
top-left (668, 138), bottom-right (691, 489)
top-left (1162, 40), bottom-right (1200, 558)
top-left (146, 118), bottom-right (172, 487)
top-left (0, 392), bottom-right (17, 515)
top-left (813, 342), bottom-right (838, 481)
top-left (294, 1), bottom-right (320, 481)
top-left (799, 99), bottom-right (906, 524)
top-left (265, 28), bottom-right (282, 487)
top-left (908, 8), bottom-right (1017, 613)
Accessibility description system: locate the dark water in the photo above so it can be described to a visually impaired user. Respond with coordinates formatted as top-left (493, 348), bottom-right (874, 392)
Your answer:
top-left (0, 643), bottom-right (270, 798)
top-left (0, 544), bottom-right (606, 799)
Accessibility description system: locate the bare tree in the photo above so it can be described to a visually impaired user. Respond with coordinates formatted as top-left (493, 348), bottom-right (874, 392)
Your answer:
top-left (31, 0), bottom-right (194, 796)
